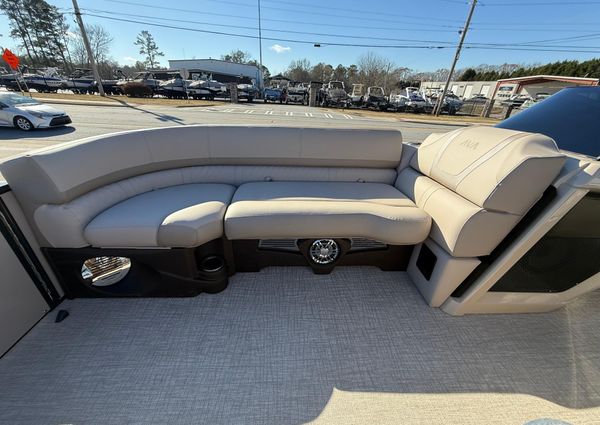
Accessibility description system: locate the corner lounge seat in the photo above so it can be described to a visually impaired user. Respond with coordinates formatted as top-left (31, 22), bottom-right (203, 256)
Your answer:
top-left (0, 125), bottom-right (565, 258)
top-left (0, 126), bottom-right (406, 248)
top-left (84, 184), bottom-right (236, 247)
top-left (224, 181), bottom-right (431, 245)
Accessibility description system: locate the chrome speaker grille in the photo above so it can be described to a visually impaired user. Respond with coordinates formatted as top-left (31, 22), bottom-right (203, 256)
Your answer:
top-left (309, 239), bottom-right (340, 264)
top-left (81, 257), bottom-right (131, 287)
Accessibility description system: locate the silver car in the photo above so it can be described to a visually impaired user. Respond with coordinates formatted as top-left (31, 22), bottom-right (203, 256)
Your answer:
top-left (0, 92), bottom-right (72, 131)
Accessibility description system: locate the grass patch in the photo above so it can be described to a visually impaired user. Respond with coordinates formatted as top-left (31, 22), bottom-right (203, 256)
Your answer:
top-left (31, 92), bottom-right (220, 107)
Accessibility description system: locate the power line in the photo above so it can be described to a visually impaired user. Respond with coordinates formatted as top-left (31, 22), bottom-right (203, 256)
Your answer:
top-left (96, 0), bottom-right (600, 34)
top-left (102, 0), bottom-right (465, 29)
top-left (259, 0), bottom-right (466, 23)
top-left (98, 0), bottom-right (462, 33)
top-left (81, 12), bottom-right (600, 53)
top-left (83, 8), bottom-right (459, 45)
top-left (145, 0), bottom-right (467, 24)
top-left (81, 13), bottom-right (456, 48)
top-left (481, 0), bottom-right (600, 5)
top-left (83, 8), bottom-right (600, 50)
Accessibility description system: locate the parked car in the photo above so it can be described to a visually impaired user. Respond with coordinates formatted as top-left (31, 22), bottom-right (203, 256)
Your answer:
top-left (0, 92), bottom-right (71, 131)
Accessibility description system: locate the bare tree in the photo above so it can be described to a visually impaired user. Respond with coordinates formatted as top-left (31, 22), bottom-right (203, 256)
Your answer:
top-left (285, 58), bottom-right (311, 82)
top-left (70, 24), bottom-right (113, 66)
top-left (357, 52), bottom-right (396, 91)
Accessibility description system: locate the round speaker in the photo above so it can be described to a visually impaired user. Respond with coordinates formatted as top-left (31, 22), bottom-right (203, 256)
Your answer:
top-left (309, 239), bottom-right (340, 265)
top-left (81, 256), bottom-right (131, 287)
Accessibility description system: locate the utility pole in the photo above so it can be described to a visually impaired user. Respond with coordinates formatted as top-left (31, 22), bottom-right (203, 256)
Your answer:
top-left (257, 0), bottom-right (264, 91)
top-left (433, 0), bottom-right (477, 116)
top-left (72, 0), bottom-right (105, 96)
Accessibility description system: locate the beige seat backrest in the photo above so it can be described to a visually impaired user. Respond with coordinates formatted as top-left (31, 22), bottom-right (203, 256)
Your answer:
top-left (397, 126), bottom-right (565, 257)
top-left (0, 125), bottom-right (403, 208)
top-left (0, 125), bottom-right (403, 247)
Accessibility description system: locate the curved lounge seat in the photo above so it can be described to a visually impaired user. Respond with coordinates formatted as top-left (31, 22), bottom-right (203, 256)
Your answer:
top-left (225, 181), bottom-right (431, 245)
top-left (84, 184), bottom-right (236, 248)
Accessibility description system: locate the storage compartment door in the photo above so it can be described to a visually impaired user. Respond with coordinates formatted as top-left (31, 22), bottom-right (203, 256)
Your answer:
top-left (0, 231), bottom-right (50, 355)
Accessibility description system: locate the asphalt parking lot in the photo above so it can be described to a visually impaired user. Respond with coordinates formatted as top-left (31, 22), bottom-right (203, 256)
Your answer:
top-left (0, 102), bottom-right (464, 165)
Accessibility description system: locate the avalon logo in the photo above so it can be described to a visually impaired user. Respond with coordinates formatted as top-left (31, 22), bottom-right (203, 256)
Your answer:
top-left (459, 139), bottom-right (479, 150)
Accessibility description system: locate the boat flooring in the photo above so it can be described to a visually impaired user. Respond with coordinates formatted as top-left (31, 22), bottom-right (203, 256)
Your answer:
top-left (1, 267), bottom-right (599, 424)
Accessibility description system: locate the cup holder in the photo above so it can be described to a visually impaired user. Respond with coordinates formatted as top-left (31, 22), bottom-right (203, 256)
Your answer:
top-left (200, 255), bottom-right (225, 273)
top-left (197, 255), bottom-right (228, 294)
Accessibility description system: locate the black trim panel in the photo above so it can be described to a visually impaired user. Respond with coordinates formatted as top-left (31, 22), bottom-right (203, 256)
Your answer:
top-left (43, 238), bottom-right (415, 298)
top-left (44, 239), bottom-right (231, 298)
top-left (0, 194), bottom-right (60, 307)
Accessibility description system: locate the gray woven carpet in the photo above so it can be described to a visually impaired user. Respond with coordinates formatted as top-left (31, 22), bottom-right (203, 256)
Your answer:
top-left (1, 267), bottom-right (599, 425)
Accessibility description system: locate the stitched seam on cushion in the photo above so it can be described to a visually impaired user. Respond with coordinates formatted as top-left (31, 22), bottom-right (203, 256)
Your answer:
top-left (420, 186), bottom-right (442, 210)
top-left (229, 210), bottom-right (429, 223)
top-left (452, 133), bottom-right (529, 189)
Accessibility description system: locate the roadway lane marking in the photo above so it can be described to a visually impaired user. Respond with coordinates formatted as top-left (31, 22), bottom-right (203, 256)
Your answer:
top-left (343, 114), bottom-right (354, 120)
top-left (243, 109), bottom-right (254, 114)
top-left (265, 110), bottom-right (273, 115)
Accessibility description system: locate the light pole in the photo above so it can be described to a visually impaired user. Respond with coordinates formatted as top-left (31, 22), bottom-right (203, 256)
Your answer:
top-left (72, 0), bottom-right (105, 96)
top-left (433, 0), bottom-right (477, 116)
top-left (257, 0), bottom-right (263, 91)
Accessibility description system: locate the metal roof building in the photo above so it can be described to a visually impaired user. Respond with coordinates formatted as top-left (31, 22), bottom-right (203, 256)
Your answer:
top-left (492, 75), bottom-right (599, 101)
top-left (168, 59), bottom-right (264, 89)
top-left (420, 75), bottom-right (599, 100)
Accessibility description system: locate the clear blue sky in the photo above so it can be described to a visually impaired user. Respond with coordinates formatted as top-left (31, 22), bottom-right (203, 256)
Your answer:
top-left (2, 0), bottom-right (600, 74)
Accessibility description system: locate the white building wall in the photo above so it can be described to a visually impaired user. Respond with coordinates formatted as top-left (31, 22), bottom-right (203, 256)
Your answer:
top-left (420, 81), bottom-right (495, 98)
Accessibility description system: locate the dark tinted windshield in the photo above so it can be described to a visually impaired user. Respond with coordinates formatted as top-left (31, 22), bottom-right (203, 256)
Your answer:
top-left (497, 87), bottom-right (600, 158)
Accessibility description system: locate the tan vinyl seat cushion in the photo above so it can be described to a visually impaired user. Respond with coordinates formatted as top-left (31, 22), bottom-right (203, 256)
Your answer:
top-left (224, 182), bottom-right (431, 245)
top-left (397, 126), bottom-right (566, 257)
top-left (84, 184), bottom-right (236, 247)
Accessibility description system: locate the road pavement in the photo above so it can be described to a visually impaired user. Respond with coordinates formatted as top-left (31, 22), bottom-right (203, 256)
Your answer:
top-left (0, 102), bottom-right (463, 162)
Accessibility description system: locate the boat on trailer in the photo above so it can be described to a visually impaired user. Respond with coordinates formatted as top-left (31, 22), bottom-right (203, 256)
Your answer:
top-left (0, 86), bottom-right (598, 423)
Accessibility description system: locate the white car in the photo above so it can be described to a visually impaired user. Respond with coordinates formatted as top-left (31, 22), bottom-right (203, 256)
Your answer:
top-left (0, 92), bottom-right (72, 131)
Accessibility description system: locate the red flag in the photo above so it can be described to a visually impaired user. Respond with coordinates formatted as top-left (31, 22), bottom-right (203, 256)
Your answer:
top-left (2, 49), bottom-right (20, 70)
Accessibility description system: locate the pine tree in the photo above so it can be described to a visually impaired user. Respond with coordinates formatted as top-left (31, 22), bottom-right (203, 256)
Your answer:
top-left (1, 0), bottom-right (70, 68)
top-left (134, 31), bottom-right (164, 69)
